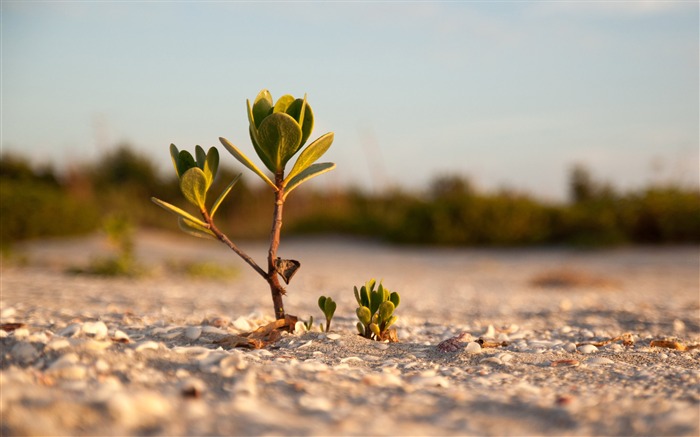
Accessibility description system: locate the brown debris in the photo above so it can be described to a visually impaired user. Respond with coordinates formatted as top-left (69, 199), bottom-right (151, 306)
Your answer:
top-left (477, 338), bottom-right (509, 348)
top-left (1, 323), bottom-right (26, 332)
top-left (213, 315), bottom-right (298, 349)
top-left (649, 339), bottom-right (699, 351)
top-left (576, 333), bottom-right (634, 348)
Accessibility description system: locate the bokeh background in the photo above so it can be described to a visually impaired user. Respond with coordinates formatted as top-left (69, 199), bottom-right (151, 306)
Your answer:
top-left (2, 2), bottom-right (699, 250)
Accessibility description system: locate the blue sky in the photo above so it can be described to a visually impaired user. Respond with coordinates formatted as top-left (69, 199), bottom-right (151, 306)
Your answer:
top-left (2, 1), bottom-right (698, 200)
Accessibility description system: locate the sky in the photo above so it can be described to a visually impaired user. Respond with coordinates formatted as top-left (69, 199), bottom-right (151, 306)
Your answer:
top-left (2, 1), bottom-right (698, 200)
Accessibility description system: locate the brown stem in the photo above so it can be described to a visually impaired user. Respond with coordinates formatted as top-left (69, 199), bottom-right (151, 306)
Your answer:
top-left (267, 173), bottom-right (287, 320)
top-left (201, 210), bottom-right (267, 279)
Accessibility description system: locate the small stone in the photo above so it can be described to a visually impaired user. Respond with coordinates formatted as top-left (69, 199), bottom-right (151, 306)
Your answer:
top-left (563, 342), bottom-right (578, 353)
top-left (184, 326), bottom-right (202, 341)
top-left (480, 357), bottom-right (503, 366)
top-left (179, 378), bottom-right (206, 398)
top-left (1, 307), bottom-right (17, 319)
top-left (586, 357), bottom-right (615, 365)
top-left (112, 330), bottom-right (130, 343)
top-left (59, 323), bottom-right (82, 338)
top-left (578, 344), bottom-right (599, 354)
top-left (233, 317), bottom-right (251, 331)
top-left (298, 395), bottom-right (333, 412)
top-left (465, 342), bottom-right (482, 354)
top-left (134, 341), bottom-right (161, 352)
top-left (326, 333), bottom-right (341, 341)
top-left (12, 328), bottom-right (29, 339)
top-left (10, 342), bottom-right (39, 363)
top-left (373, 342), bottom-right (389, 350)
top-left (483, 325), bottom-right (496, 338)
top-left (297, 340), bottom-right (314, 349)
top-left (82, 321), bottom-right (108, 339)
top-left (340, 356), bottom-right (364, 364)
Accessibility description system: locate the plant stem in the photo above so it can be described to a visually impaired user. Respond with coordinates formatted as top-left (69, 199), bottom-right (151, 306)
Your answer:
top-left (201, 210), bottom-right (267, 279)
top-left (267, 174), bottom-right (287, 320)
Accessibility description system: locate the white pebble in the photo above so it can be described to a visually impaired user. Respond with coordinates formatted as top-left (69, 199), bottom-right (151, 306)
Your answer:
top-left (296, 340), bottom-right (314, 349)
top-left (112, 330), bottom-right (130, 342)
top-left (586, 357), bottom-right (615, 365)
top-left (134, 341), bottom-right (161, 352)
top-left (298, 394), bottom-right (333, 412)
top-left (326, 333), bottom-right (341, 341)
top-left (233, 317), bottom-right (251, 331)
top-left (184, 326), bottom-right (202, 341)
top-left (465, 342), bottom-right (482, 354)
top-left (82, 321), bottom-right (108, 340)
top-left (497, 353), bottom-right (514, 363)
top-left (483, 324), bottom-right (496, 338)
top-left (563, 343), bottom-right (578, 353)
top-left (340, 356), bottom-right (364, 364)
top-left (578, 344), bottom-right (599, 354)
top-left (12, 328), bottom-right (29, 339)
top-left (373, 342), bottom-right (389, 351)
top-left (0, 307), bottom-right (16, 319)
top-left (480, 357), bottom-right (503, 366)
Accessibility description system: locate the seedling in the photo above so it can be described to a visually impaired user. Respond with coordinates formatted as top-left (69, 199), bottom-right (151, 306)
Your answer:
top-left (317, 295), bottom-right (337, 332)
top-left (152, 90), bottom-right (335, 321)
top-left (354, 279), bottom-right (400, 341)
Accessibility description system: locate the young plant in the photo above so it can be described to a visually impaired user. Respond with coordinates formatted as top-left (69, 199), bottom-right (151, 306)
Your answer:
top-left (317, 295), bottom-right (336, 332)
top-left (151, 90), bottom-right (335, 321)
top-left (354, 279), bottom-right (400, 341)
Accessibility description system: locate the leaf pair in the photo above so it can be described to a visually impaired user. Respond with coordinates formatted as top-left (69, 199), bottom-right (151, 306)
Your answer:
top-left (318, 295), bottom-right (337, 332)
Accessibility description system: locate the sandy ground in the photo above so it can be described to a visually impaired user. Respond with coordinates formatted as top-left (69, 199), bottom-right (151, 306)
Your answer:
top-left (1, 231), bottom-right (699, 436)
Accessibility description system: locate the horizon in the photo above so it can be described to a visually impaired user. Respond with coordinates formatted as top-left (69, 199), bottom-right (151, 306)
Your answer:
top-left (2, 1), bottom-right (698, 201)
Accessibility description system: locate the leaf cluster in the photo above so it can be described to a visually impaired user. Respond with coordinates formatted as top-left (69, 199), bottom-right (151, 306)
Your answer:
top-left (354, 279), bottom-right (400, 341)
top-left (317, 295), bottom-right (337, 332)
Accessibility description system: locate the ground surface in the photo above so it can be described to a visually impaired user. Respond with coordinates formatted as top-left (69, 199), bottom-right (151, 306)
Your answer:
top-left (1, 232), bottom-right (699, 436)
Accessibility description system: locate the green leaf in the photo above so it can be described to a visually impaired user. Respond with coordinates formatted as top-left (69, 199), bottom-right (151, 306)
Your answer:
top-left (178, 217), bottom-right (216, 239)
top-left (151, 197), bottom-right (208, 228)
top-left (318, 296), bottom-right (327, 313)
top-left (324, 298), bottom-right (337, 319)
top-left (378, 301), bottom-right (395, 323)
top-left (169, 144), bottom-right (180, 176)
top-left (283, 162), bottom-right (335, 199)
top-left (389, 292), bottom-right (400, 309)
top-left (219, 137), bottom-right (277, 191)
top-left (286, 97), bottom-right (314, 147)
top-left (370, 323), bottom-right (381, 338)
top-left (247, 99), bottom-right (275, 172)
top-left (177, 150), bottom-right (196, 179)
top-left (210, 173), bottom-right (241, 218)
top-left (356, 306), bottom-right (372, 326)
top-left (273, 94), bottom-right (295, 114)
top-left (385, 315), bottom-right (398, 330)
top-left (195, 145), bottom-right (206, 169)
top-left (180, 167), bottom-right (208, 209)
top-left (203, 147), bottom-right (219, 188)
top-left (285, 132), bottom-right (334, 186)
top-left (257, 112), bottom-right (302, 171)
top-left (251, 90), bottom-right (273, 128)
top-left (356, 322), bottom-right (365, 336)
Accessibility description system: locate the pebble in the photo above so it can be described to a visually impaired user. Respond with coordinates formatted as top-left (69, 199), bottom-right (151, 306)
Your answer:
top-left (578, 344), bottom-right (599, 354)
top-left (326, 333), bottom-right (342, 341)
top-left (58, 323), bottom-right (82, 338)
top-left (82, 321), bottom-right (108, 339)
top-left (586, 357), bottom-right (615, 366)
top-left (465, 342), bottom-right (482, 354)
top-left (134, 340), bottom-right (161, 352)
top-left (233, 317), bottom-right (251, 331)
top-left (10, 342), bottom-right (39, 363)
top-left (1, 307), bottom-right (17, 319)
top-left (184, 326), bottom-right (202, 341)
top-left (298, 394), bottom-right (333, 412)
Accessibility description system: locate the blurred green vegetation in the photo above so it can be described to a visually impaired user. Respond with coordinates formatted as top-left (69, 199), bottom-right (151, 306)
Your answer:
top-left (1, 147), bottom-right (698, 249)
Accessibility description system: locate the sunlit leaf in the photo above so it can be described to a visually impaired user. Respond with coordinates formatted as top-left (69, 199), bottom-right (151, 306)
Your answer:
top-left (169, 144), bottom-right (180, 176)
top-left (273, 94), bottom-right (295, 114)
top-left (210, 173), bottom-right (241, 218)
top-left (285, 132), bottom-right (334, 185)
top-left (219, 137), bottom-right (277, 191)
top-left (283, 162), bottom-right (335, 199)
top-left (178, 217), bottom-right (216, 239)
top-left (204, 147), bottom-right (219, 188)
top-left (151, 197), bottom-right (208, 227)
top-left (257, 112), bottom-right (302, 171)
top-left (180, 167), bottom-right (208, 209)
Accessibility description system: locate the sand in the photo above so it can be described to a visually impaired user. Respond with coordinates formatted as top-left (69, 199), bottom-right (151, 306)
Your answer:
top-left (1, 231), bottom-right (698, 436)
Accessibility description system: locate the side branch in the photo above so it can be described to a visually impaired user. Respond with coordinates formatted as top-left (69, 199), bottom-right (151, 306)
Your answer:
top-left (201, 210), bottom-right (267, 279)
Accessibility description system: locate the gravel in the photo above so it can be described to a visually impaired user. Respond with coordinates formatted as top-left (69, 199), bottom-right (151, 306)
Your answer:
top-left (1, 233), bottom-right (698, 436)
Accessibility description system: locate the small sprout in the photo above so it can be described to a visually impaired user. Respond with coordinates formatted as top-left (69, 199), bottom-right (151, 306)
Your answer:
top-left (353, 279), bottom-right (400, 342)
top-left (318, 296), bottom-right (336, 332)
top-left (304, 316), bottom-right (314, 331)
